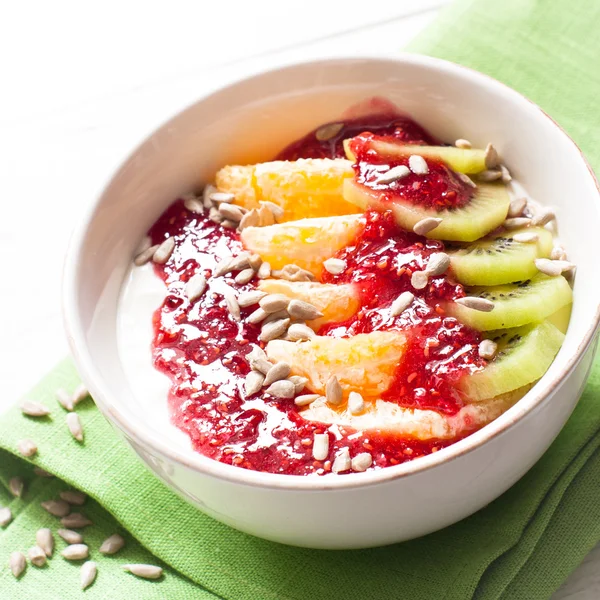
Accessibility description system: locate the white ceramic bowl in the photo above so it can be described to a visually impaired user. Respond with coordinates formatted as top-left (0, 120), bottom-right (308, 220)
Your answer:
top-left (63, 56), bottom-right (600, 549)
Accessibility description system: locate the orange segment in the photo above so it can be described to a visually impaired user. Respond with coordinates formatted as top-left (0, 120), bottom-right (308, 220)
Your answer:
top-left (257, 280), bottom-right (360, 330)
top-left (265, 332), bottom-right (406, 399)
top-left (215, 158), bottom-right (357, 221)
top-left (240, 214), bottom-right (363, 275)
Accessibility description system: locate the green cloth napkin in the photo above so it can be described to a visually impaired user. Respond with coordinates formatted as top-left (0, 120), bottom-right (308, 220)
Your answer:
top-left (3, 0), bottom-right (600, 597)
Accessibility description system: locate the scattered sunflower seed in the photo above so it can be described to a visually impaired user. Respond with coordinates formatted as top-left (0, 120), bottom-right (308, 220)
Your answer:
top-left (222, 219), bottom-right (239, 229)
top-left (229, 253), bottom-right (251, 272)
top-left (323, 258), bottom-right (346, 275)
top-left (33, 467), bottom-right (54, 478)
top-left (408, 155), bottom-right (429, 175)
top-left (209, 206), bottom-right (224, 224)
top-left (29, 545), bottom-right (46, 567)
top-left (213, 257), bottom-right (233, 277)
top-left (61, 513), bottom-right (93, 529)
top-left (218, 203), bottom-right (244, 222)
top-left (62, 543), bottom-right (89, 561)
top-left (532, 208), bottom-right (556, 227)
top-left (316, 122), bottom-right (344, 142)
top-left (390, 291), bottom-right (415, 317)
top-left (60, 490), bottom-right (87, 506)
top-left (247, 307), bottom-right (269, 324)
top-left (332, 447), bottom-right (351, 473)
top-left (312, 433), bottom-right (330, 461)
top-left (287, 323), bottom-right (316, 341)
top-left (183, 197), bottom-right (204, 214)
top-left (238, 208), bottom-right (260, 231)
top-left (503, 217), bottom-right (532, 230)
top-left (478, 339), bottom-right (498, 360)
top-left (20, 400), bottom-right (50, 417)
top-left (294, 394), bottom-right (321, 407)
top-left (260, 201), bottom-right (285, 221)
top-left (288, 376), bottom-right (308, 394)
top-left (260, 318), bottom-right (290, 342)
top-left (36, 528), bottom-right (54, 557)
top-left (209, 191), bottom-right (235, 204)
top-left (235, 268), bottom-right (255, 285)
top-left (265, 380), bottom-right (296, 399)
top-left (66, 412), bottom-right (84, 443)
top-left (58, 529), bottom-right (84, 544)
top-left (263, 362), bottom-right (291, 387)
top-left (263, 309), bottom-right (290, 326)
top-left (457, 172), bottom-right (477, 188)
top-left (81, 561), bottom-right (98, 590)
top-left (17, 439), bottom-right (37, 458)
top-left (152, 237), bottom-right (176, 264)
top-left (455, 296), bottom-right (495, 312)
top-left (9, 477), bottom-right (24, 498)
top-left (426, 252), bottom-right (451, 276)
top-left (513, 232), bottom-right (539, 243)
top-left (550, 246), bottom-right (567, 261)
top-left (257, 261), bottom-right (272, 279)
top-left (351, 452), bottom-right (373, 472)
top-left (124, 564), bottom-right (163, 580)
top-left (222, 286), bottom-right (240, 321)
top-left (71, 383), bottom-right (89, 407)
top-left (485, 143), bottom-right (499, 168)
top-left (244, 371), bottom-right (265, 397)
top-left (99, 533), bottom-right (126, 555)
top-left (411, 271), bottom-right (429, 290)
top-left (326, 376), bottom-right (343, 406)
top-left (134, 244), bottom-right (159, 266)
top-left (413, 217), bottom-right (442, 236)
top-left (258, 204), bottom-right (276, 227)
top-left (500, 164), bottom-right (512, 183)
top-left (273, 264), bottom-right (315, 282)
top-left (9, 551), bottom-right (26, 578)
top-left (203, 184), bottom-right (217, 208)
top-left (238, 290), bottom-right (266, 307)
top-left (41, 499), bottom-right (71, 517)
top-left (378, 165), bottom-right (410, 184)
top-left (508, 197), bottom-right (528, 218)
top-left (455, 138), bottom-right (472, 149)
top-left (348, 391), bottom-right (365, 415)
top-left (247, 254), bottom-right (262, 271)
top-left (0, 507), bottom-right (12, 527)
top-left (287, 299), bottom-right (323, 320)
top-left (56, 387), bottom-right (74, 411)
top-left (535, 258), bottom-right (575, 277)
top-left (259, 294), bottom-right (290, 314)
top-left (477, 169), bottom-right (502, 182)
top-left (185, 274), bottom-right (207, 302)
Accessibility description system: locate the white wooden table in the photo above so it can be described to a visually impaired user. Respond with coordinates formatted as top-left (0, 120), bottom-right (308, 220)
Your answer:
top-left (0, 1), bottom-right (597, 597)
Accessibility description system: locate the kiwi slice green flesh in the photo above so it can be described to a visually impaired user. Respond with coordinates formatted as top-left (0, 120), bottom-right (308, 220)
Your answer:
top-left (446, 274), bottom-right (573, 330)
top-left (343, 179), bottom-right (510, 242)
top-left (458, 321), bottom-right (564, 401)
top-left (448, 227), bottom-right (553, 285)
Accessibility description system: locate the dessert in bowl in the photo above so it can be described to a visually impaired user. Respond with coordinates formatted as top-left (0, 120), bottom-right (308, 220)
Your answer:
top-left (63, 56), bottom-right (600, 548)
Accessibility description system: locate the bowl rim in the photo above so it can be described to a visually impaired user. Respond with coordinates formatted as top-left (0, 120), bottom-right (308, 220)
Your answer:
top-left (63, 53), bottom-right (600, 491)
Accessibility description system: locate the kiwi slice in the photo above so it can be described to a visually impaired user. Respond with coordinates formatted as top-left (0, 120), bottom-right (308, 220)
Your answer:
top-left (344, 178), bottom-right (510, 242)
top-left (448, 227), bottom-right (553, 285)
top-left (458, 321), bottom-right (564, 401)
top-left (547, 303), bottom-right (572, 334)
top-left (447, 274), bottom-right (573, 330)
top-left (344, 139), bottom-right (488, 174)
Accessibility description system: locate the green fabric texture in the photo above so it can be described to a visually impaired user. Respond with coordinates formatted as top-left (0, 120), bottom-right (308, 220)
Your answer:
top-left (3, 0), bottom-right (600, 597)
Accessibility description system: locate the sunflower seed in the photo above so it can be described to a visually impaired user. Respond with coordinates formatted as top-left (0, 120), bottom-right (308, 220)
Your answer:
top-left (315, 122), bottom-right (344, 141)
top-left (259, 294), bottom-right (290, 314)
top-left (390, 291), bottom-right (415, 317)
top-left (378, 165), bottom-right (410, 184)
top-left (258, 204), bottom-right (276, 227)
top-left (61, 513), bottom-right (93, 528)
top-left (312, 434), bottom-right (329, 460)
top-left (209, 206), bottom-right (224, 224)
top-left (71, 383), bottom-right (89, 407)
top-left (477, 169), bottom-right (502, 182)
top-left (244, 371), bottom-right (265, 396)
top-left (478, 339), bottom-right (498, 360)
top-left (326, 375), bottom-right (343, 406)
top-left (81, 561), bottom-right (98, 589)
top-left (273, 264), bottom-right (315, 282)
top-left (20, 400), bottom-right (50, 417)
top-left (287, 299), bottom-right (323, 320)
top-left (36, 528), bottom-right (54, 557)
top-left (500, 164), bottom-right (512, 183)
top-left (332, 447), bottom-right (351, 473)
top-left (235, 268), bottom-right (255, 285)
top-left (185, 274), bottom-right (207, 302)
top-left (229, 253), bottom-right (251, 271)
top-left (250, 358), bottom-right (273, 376)
top-left (426, 252), bottom-right (451, 276)
top-left (9, 551), bottom-right (26, 578)
top-left (535, 258), bottom-right (575, 277)
top-left (413, 217), bottom-right (442, 236)
top-left (351, 452), bottom-right (373, 472)
top-left (247, 307), bottom-right (269, 324)
top-left (513, 232), bottom-right (539, 243)
top-left (287, 323), bottom-right (316, 341)
top-left (41, 499), bottom-right (70, 517)
top-left (457, 172), bottom-right (477, 188)
top-left (288, 375), bottom-right (308, 394)
top-left (411, 271), bottom-right (429, 290)
top-left (323, 258), bottom-right (346, 275)
top-left (295, 394), bottom-right (321, 407)
top-left (209, 191), bottom-right (235, 204)
top-left (265, 379), bottom-right (295, 398)
top-left (222, 287), bottom-right (241, 321)
top-left (238, 290), bottom-right (266, 307)
top-left (408, 155), bottom-right (429, 175)
top-left (213, 257), bottom-right (233, 277)
top-left (550, 246), bottom-right (567, 261)
top-left (503, 217), bottom-right (532, 230)
top-left (56, 387), bottom-right (74, 411)
top-left (9, 477), bottom-right (24, 498)
top-left (485, 143), bottom-right (499, 168)
top-left (532, 208), bottom-right (556, 227)
top-left (263, 310), bottom-right (289, 327)
top-left (29, 545), bottom-right (46, 567)
top-left (124, 564), bottom-right (163, 579)
top-left (348, 391), bottom-right (365, 415)
top-left (60, 490), bottom-right (87, 506)
top-left (455, 138), bottom-right (472, 149)
top-left (218, 203), bottom-right (244, 222)
top-left (99, 533), bottom-right (126, 555)
top-left (257, 262), bottom-right (271, 279)
top-left (247, 345), bottom-right (268, 362)
top-left (260, 201), bottom-right (285, 221)
top-left (66, 412), bottom-right (84, 442)
top-left (62, 543), bottom-right (89, 561)
top-left (238, 208), bottom-right (260, 231)
top-left (153, 237), bottom-right (175, 264)
top-left (17, 439), bottom-right (37, 457)
top-left (134, 244), bottom-right (159, 266)
top-left (222, 219), bottom-right (239, 229)
top-left (0, 507), bottom-right (12, 527)
top-left (263, 362), bottom-right (291, 387)
top-left (455, 296), bottom-right (495, 312)
top-left (260, 318), bottom-right (290, 342)
top-left (203, 184), bottom-right (217, 208)
top-left (34, 467), bottom-right (54, 478)
top-left (58, 529), bottom-right (84, 544)
top-left (508, 197), bottom-right (528, 217)
top-left (184, 197), bottom-right (204, 214)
